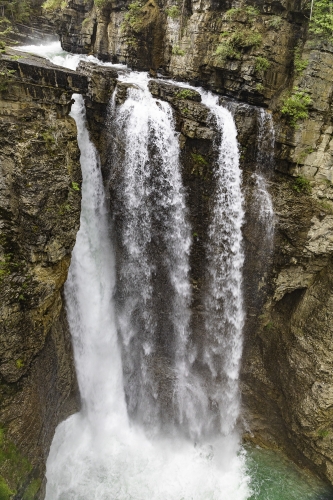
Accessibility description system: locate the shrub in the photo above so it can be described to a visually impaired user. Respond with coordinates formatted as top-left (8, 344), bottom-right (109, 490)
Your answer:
top-left (122, 1), bottom-right (144, 32)
top-left (71, 181), bottom-right (80, 191)
top-left (176, 89), bottom-right (197, 99)
top-left (255, 56), bottom-right (270, 73)
top-left (42, 0), bottom-right (67, 10)
top-left (0, 65), bottom-right (15, 92)
top-left (310, 0), bottom-right (333, 40)
top-left (292, 176), bottom-right (312, 194)
top-left (268, 15), bottom-right (282, 29)
top-left (191, 153), bottom-right (208, 165)
top-left (281, 89), bottom-right (312, 127)
top-left (215, 40), bottom-right (240, 61)
top-left (232, 30), bottom-right (262, 48)
top-left (255, 82), bottom-right (264, 92)
top-left (215, 29), bottom-right (261, 62)
top-left (294, 47), bottom-right (308, 75)
top-left (166, 5), bottom-right (180, 18)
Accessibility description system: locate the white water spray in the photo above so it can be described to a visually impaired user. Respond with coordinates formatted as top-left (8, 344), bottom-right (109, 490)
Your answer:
top-left (19, 43), bottom-right (251, 499)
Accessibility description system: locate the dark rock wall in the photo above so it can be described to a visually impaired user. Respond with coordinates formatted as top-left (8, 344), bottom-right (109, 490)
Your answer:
top-left (0, 53), bottom-right (87, 498)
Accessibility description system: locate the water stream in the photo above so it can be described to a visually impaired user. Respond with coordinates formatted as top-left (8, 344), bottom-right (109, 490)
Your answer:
top-left (18, 41), bottom-right (333, 500)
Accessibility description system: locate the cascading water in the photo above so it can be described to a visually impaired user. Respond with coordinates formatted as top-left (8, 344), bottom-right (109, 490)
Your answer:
top-left (252, 108), bottom-right (275, 240)
top-left (199, 92), bottom-right (245, 437)
top-left (17, 42), bottom-right (333, 500)
top-left (108, 74), bottom-right (194, 435)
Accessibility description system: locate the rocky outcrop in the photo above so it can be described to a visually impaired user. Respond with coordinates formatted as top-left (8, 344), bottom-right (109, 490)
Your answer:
top-left (0, 51), bottom-right (87, 498)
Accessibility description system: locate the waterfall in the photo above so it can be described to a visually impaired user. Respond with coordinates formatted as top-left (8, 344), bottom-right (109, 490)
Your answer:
top-left (200, 92), bottom-right (245, 437)
top-left (252, 108), bottom-right (275, 240)
top-left (19, 43), bottom-right (251, 500)
top-left (108, 73), bottom-right (193, 435)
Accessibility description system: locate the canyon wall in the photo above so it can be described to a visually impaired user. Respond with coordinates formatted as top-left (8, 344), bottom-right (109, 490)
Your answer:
top-left (0, 51), bottom-right (87, 498)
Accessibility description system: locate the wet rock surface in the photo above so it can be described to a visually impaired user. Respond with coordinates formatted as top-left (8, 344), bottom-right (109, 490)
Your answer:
top-left (0, 51), bottom-right (85, 497)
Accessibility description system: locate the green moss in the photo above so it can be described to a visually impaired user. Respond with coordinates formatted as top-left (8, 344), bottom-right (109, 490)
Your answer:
top-left (41, 131), bottom-right (55, 145)
top-left (42, 0), bottom-right (67, 10)
top-left (292, 176), bottom-right (312, 194)
top-left (268, 15), bottom-right (282, 29)
top-left (255, 56), bottom-right (270, 73)
top-left (0, 426), bottom-right (33, 497)
top-left (71, 181), bottom-right (80, 192)
top-left (15, 359), bottom-right (24, 369)
top-left (172, 45), bottom-right (185, 56)
top-left (225, 6), bottom-right (259, 22)
top-left (191, 153), bottom-right (208, 165)
top-left (264, 321), bottom-right (274, 330)
top-left (0, 477), bottom-right (13, 500)
top-left (215, 29), bottom-right (262, 62)
top-left (281, 89), bottom-right (312, 128)
top-left (0, 66), bottom-right (15, 93)
top-left (255, 83), bottom-right (264, 92)
top-left (165, 5), bottom-right (179, 18)
top-left (22, 478), bottom-right (42, 500)
top-left (318, 200), bottom-right (333, 214)
top-left (175, 89), bottom-right (197, 99)
top-left (317, 429), bottom-right (330, 438)
top-left (294, 46), bottom-right (308, 75)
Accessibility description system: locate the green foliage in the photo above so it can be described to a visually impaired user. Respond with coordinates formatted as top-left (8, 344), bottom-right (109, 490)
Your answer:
top-left (232, 30), bottom-right (262, 48)
top-left (318, 200), bottom-right (333, 213)
top-left (225, 5), bottom-right (259, 22)
top-left (255, 82), bottom-right (264, 92)
top-left (59, 203), bottom-right (71, 214)
top-left (82, 17), bottom-right (91, 26)
top-left (94, 0), bottom-right (108, 7)
top-left (317, 429), bottom-right (330, 438)
top-left (172, 45), bottom-right (185, 55)
top-left (22, 479), bottom-right (42, 500)
top-left (0, 66), bottom-right (15, 92)
top-left (293, 46), bottom-right (308, 75)
top-left (244, 5), bottom-right (260, 17)
top-left (122, 1), bottom-right (144, 32)
top-left (1, 1), bottom-right (31, 22)
top-left (191, 153), bottom-right (208, 165)
top-left (264, 321), bottom-right (274, 330)
top-left (175, 89), bottom-right (196, 99)
top-left (297, 146), bottom-right (314, 164)
top-left (215, 29), bottom-right (262, 62)
top-left (292, 176), bottom-right (312, 194)
top-left (165, 5), bottom-right (180, 18)
top-left (268, 15), bottom-right (282, 29)
top-left (0, 477), bottom-right (13, 500)
top-left (0, 426), bottom-right (34, 497)
top-left (42, 130), bottom-right (55, 148)
top-left (71, 181), bottom-right (80, 191)
top-left (42, 0), bottom-right (67, 10)
top-left (215, 40), bottom-right (240, 61)
top-left (310, 0), bottom-right (333, 40)
top-left (281, 89), bottom-right (312, 127)
top-left (255, 56), bottom-right (270, 73)
top-left (0, 254), bottom-right (12, 280)
top-left (15, 359), bottom-right (24, 369)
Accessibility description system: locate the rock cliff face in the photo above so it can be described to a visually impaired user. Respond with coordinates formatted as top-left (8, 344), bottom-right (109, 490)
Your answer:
top-left (53, 0), bottom-right (333, 486)
top-left (0, 51), bottom-right (87, 498)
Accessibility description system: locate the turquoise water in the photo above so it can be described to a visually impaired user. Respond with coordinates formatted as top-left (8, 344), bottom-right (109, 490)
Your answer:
top-left (246, 445), bottom-right (333, 500)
